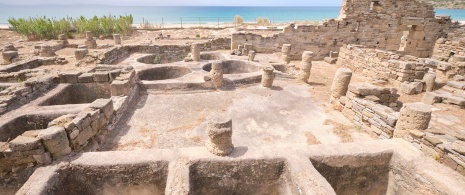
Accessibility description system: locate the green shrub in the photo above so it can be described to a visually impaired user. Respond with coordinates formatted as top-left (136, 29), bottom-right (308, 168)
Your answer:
top-left (9, 14), bottom-right (133, 40)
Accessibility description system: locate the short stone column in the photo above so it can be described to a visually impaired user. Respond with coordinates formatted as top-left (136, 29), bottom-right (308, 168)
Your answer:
top-left (330, 68), bottom-right (353, 100)
top-left (3, 44), bottom-right (17, 52)
top-left (39, 45), bottom-right (56, 57)
top-left (57, 34), bottom-right (68, 45)
top-left (2, 51), bottom-right (18, 64)
top-left (394, 103), bottom-right (432, 139)
top-left (192, 43), bottom-right (201, 62)
top-left (205, 114), bottom-right (234, 156)
top-left (84, 31), bottom-right (97, 49)
top-left (423, 73), bottom-right (436, 92)
top-left (113, 34), bottom-right (122, 45)
top-left (210, 61), bottom-right (223, 89)
top-left (281, 44), bottom-right (291, 64)
top-left (75, 49), bottom-right (89, 60)
top-left (248, 50), bottom-right (256, 61)
top-left (243, 43), bottom-right (253, 56)
top-left (237, 45), bottom-right (244, 56)
top-left (261, 67), bottom-right (275, 87)
top-left (299, 51), bottom-right (314, 82)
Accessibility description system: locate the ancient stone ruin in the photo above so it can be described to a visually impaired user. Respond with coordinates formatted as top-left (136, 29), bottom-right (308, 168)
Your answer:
top-left (1, 0), bottom-right (465, 194)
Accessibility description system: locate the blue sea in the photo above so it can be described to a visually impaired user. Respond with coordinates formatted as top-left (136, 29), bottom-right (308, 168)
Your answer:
top-left (0, 5), bottom-right (464, 25)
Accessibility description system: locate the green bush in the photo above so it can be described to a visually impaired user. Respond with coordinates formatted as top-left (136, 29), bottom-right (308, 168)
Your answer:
top-left (9, 14), bottom-right (133, 40)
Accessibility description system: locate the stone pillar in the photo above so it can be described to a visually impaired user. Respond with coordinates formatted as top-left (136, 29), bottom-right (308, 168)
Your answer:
top-left (205, 114), bottom-right (234, 156)
top-left (192, 43), bottom-right (201, 62)
top-left (394, 103), bottom-right (432, 139)
top-left (248, 50), bottom-right (256, 61)
top-left (84, 31), bottom-right (97, 49)
top-left (243, 43), bottom-right (253, 56)
top-left (39, 45), bottom-right (56, 57)
top-left (113, 34), bottom-right (122, 45)
top-left (237, 45), bottom-right (244, 56)
top-left (210, 61), bottom-right (223, 89)
top-left (330, 68), bottom-right (353, 99)
top-left (2, 51), bottom-right (18, 64)
top-left (261, 67), bottom-right (274, 88)
top-left (57, 34), bottom-right (68, 45)
top-left (281, 44), bottom-right (291, 64)
top-left (299, 51), bottom-right (314, 82)
top-left (423, 73), bottom-right (436, 92)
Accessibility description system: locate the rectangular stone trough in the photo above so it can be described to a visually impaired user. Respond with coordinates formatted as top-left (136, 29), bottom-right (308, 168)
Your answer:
top-left (38, 83), bottom-right (110, 106)
top-left (0, 114), bottom-right (59, 142)
top-left (189, 159), bottom-right (294, 195)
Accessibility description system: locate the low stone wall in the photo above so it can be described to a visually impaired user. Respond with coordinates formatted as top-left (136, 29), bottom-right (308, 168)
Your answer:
top-left (338, 83), bottom-right (400, 139)
top-left (431, 27), bottom-right (465, 78)
top-left (337, 45), bottom-right (430, 85)
top-left (0, 58), bottom-right (42, 73)
top-left (96, 38), bottom-right (231, 64)
top-left (0, 76), bottom-right (57, 115)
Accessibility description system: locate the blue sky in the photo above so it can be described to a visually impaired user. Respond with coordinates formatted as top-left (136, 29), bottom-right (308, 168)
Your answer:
top-left (0, 0), bottom-right (342, 6)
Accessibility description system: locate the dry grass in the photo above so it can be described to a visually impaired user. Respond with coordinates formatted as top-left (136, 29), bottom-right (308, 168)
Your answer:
top-left (324, 119), bottom-right (354, 143)
top-left (305, 132), bottom-right (321, 145)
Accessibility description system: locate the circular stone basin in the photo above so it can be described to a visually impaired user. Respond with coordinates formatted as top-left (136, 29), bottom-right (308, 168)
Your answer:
top-left (202, 60), bottom-right (261, 74)
top-left (138, 66), bottom-right (192, 80)
top-left (137, 54), bottom-right (180, 64)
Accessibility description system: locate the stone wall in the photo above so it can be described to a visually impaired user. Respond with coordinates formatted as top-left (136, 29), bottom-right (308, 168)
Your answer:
top-left (432, 26), bottom-right (465, 77)
top-left (231, 0), bottom-right (450, 60)
top-left (338, 83), bottom-right (400, 139)
top-left (0, 58), bottom-right (42, 73)
top-left (337, 45), bottom-right (429, 84)
top-left (97, 38), bottom-right (231, 64)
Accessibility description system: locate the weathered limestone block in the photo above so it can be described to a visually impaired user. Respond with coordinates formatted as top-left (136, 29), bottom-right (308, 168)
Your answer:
top-left (113, 34), bottom-right (122, 45)
top-left (447, 81), bottom-right (465, 90)
top-left (454, 75), bottom-right (465, 81)
top-left (248, 50), bottom-right (256, 61)
top-left (38, 126), bottom-right (71, 158)
top-left (437, 62), bottom-right (452, 71)
top-left (111, 79), bottom-right (131, 96)
top-left (93, 72), bottom-right (110, 82)
top-left (324, 57), bottom-right (337, 64)
top-left (261, 67), bottom-right (274, 88)
top-left (2, 51), bottom-right (18, 64)
top-left (423, 73), bottom-right (436, 92)
top-left (400, 81), bottom-right (423, 95)
top-left (452, 55), bottom-right (465, 62)
top-left (78, 73), bottom-right (94, 83)
top-left (443, 96), bottom-right (465, 106)
top-left (59, 71), bottom-right (82, 83)
top-left (192, 43), bottom-right (201, 62)
top-left (57, 34), bottom-right (68, 45)
top-left (331, 68), bottom-right (353, 99)
top-left (205, 114), bottom-right (234, 156)
top-left (75, 48), bottom-right (89, 60)
top-left (210, 61), bottom-right (223, 89)
top-left (421, 92), bottom-right (443, 105)
top-left (85, 31), bottom-right (97, 49)
top-left (3, 44), bottom-right (17, 52)
top-left (9, 136), bottom-right (42, 151)
top-left (89, 99), bottom-right (114, 119)
top-left (39, 45), bottom-right (56, 57)
top-left (451, 140), bottom-right (465, 155)
top-left (281, 44), bottom-right (291, 55)
top-left (394, 103), bottom-right (432, 139)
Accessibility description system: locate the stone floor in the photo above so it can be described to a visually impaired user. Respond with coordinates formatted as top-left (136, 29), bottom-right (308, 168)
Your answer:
top-left (103, 79), bottom-right (372, 151)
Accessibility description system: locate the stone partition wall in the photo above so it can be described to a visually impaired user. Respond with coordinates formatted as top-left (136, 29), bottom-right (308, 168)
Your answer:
top-left (432, 26), bottom-right (465, 77)
top-left (231, 0), bottom-right (450, 60)
top-left (97, 38), bottom-right (231, 64)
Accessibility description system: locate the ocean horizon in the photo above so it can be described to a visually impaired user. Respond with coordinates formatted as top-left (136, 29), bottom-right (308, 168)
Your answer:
top-left (0, 5), bottom-right (464, 25)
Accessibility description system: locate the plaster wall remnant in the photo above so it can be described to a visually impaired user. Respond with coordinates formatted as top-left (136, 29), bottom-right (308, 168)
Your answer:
top-left (205, 113), bottom-right (234, 156)
top-left (231, 0), bottom-right (450, 60)
top-left (210, 61), bottom-right (224, 89)
top-left (299, 51), bottom-right (314, 82)
top-left (261, 67), bottom-right (274, 88)
top-left (394, 102), bottom-right (432, 139)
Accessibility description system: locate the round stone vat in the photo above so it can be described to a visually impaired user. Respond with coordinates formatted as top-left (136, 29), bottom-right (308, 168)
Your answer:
top-left (138, 66), bottom-right (192, 81)
top-left (202, 60), bottom-right (261, 74)
top-left (137, 54), bottom-right (181, 64)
